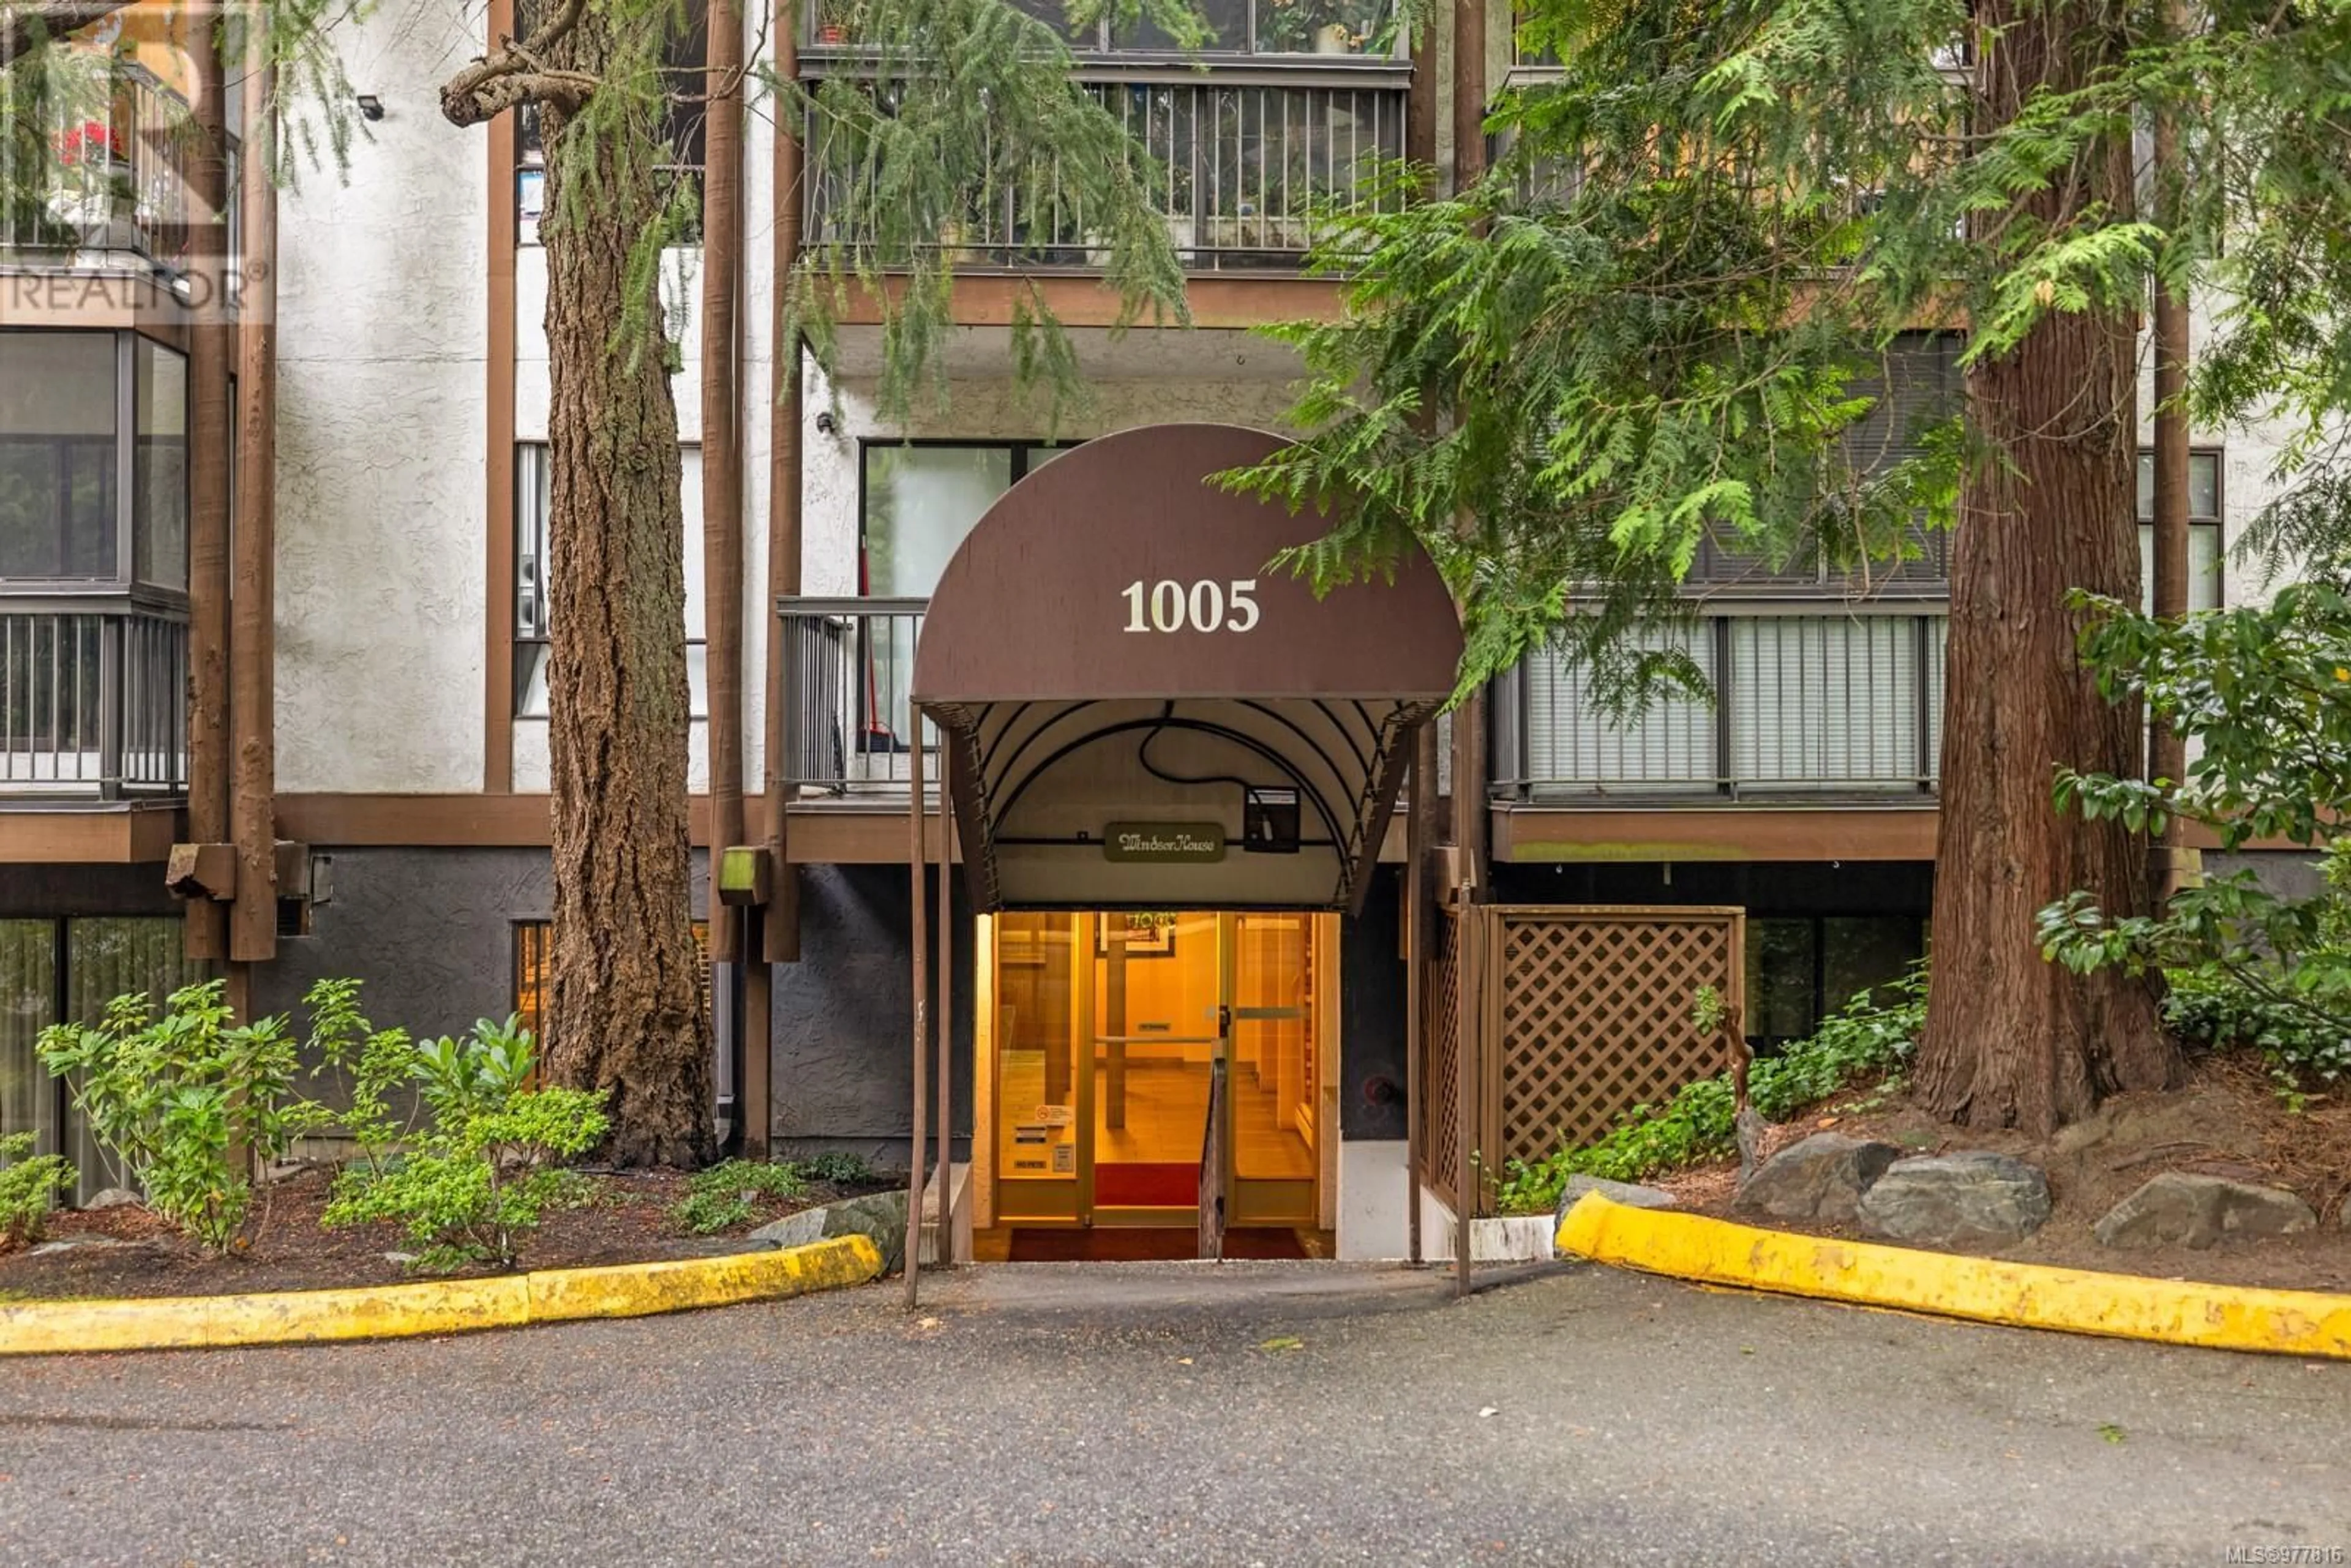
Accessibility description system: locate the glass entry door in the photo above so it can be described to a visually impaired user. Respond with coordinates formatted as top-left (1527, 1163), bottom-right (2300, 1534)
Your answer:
top-left (986, 910), bottom-right (1323, 1232)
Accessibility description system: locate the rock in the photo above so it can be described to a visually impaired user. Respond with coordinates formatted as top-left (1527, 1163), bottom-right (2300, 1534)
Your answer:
top-left (81, 1187), bottom-right (141, 1211)
top-left (383, 1251), bottom-right (419, 1267)
top-left (1858, 1151), bottom-right (2052, 1247)
top-left (746, 1209), bottom-right (828, 1251)
top-left (1734, 1133), bottom-right (1900, 1224)
top-left (28, 1235), bottom-right (150, 1256)
top-left (752, 1191), bottom-right (910, 1274)
top-left (2093, 1172), bottom-right (2316, 1250)
top-left (1553, 1175), bottom-right (1678, 1226)
top-left (819, 1190), bottom-right (910, 1275)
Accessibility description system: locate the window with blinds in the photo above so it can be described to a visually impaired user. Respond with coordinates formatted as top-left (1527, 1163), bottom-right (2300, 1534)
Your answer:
top-left (1518, 613), bottom-right (1947, 797)
top-left (1727, 617), bottom-right (1930, 790)
top-left (1694, 331), bottom-right (1960, 590)
top-left (1521, 625), bottom-right (1717, 793)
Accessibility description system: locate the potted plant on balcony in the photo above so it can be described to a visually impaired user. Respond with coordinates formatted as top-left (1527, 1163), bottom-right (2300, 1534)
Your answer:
top-left (47, 117), bottom-right (137, 250)
top-left (814, 0), bottom-right (855, 45)
top-left (1256, 0), bottom-right (1395, 54)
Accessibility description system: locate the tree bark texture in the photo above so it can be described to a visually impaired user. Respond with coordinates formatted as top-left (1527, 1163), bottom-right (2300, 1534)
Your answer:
top-left (1914, 0), bottom-right (2179, 1133)
top-left (536, 7), bottom-right (713, 1166)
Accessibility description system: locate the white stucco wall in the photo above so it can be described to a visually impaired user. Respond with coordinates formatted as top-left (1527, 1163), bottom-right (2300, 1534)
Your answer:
top-left (2132, 306), bottom-right (2312, 610)
top-left (273, 0), bottom-right (487, 793)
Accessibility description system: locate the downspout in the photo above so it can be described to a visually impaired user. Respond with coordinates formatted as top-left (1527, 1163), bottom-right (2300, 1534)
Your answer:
top-left (745, 0), bottom-right (807, 1160)
top-left (229, 25), bottom-right (279, 967)
top-left (181, 0), bottom-right (231, 966)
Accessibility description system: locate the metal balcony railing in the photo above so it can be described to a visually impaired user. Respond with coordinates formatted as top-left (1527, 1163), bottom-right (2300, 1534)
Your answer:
top-left (1, 61), bottom-right (229, 275)
top-left (0, 602), bottom-right (187, 798)
top-left (803, 78), bottom-right (1408, 272)
top-left (1496, 609), bottom-right (1948, 803)
top-left (778, 597), bottom-right (939, 798)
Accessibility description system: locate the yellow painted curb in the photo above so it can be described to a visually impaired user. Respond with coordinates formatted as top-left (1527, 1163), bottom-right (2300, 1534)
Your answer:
top-left (0, 1235), bottom-right (883, 1357)
top-left (1556, 1193), bottom-right (2351, 1360)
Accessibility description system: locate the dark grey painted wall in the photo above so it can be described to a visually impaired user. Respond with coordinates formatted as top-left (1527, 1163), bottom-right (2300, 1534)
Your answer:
top-left (1341, 868), bottom-right (1407, 1141)
top-left (769, 863), bottom-right (975, 1160)
top-left (251, 847), bottom-right (708, 1041)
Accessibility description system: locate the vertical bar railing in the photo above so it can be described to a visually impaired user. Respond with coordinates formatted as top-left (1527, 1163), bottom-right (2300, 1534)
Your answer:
top-left (0, 604), bottom-right (187, 796)
top-left (776, 597), bottom-right (935, 795)
top-left (801, 80), bottom-right (1406, 271)
top-left (1503, 610), bottom-right (1950, 800)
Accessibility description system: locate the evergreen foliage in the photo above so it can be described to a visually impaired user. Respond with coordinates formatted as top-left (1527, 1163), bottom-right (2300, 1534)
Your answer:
top-left (1232, 0), bottom-right (2351, 697)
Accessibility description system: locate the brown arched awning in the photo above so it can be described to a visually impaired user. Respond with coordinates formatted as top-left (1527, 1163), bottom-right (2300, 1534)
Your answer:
top-left (909, 424), bottom-right (1462, 913)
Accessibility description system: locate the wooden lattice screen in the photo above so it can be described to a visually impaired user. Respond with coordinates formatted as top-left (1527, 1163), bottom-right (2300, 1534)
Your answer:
top-left (1488, 906), bottom-right (1745, 1172)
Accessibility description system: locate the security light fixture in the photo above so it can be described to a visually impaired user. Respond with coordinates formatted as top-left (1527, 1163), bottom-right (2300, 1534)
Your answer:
top-left (355, 93), bottom-right (384, 121)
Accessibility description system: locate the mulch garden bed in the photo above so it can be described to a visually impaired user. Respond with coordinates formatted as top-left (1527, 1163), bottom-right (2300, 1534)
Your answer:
top-left (0, 1166), bottom-right (898, 1302)
top-left (1654, 1051), bottom-right (2351, 1294)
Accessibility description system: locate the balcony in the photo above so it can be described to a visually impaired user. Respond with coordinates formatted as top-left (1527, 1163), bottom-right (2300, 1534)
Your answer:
top-left (779, 597), bottom-right (936, 798)
top-left (1, 58), bottom-right (231, 282)
top-left (0, 601), bottom-right (187, 798)
top-left (1495, 608), bottom-right (1948, 804)
top-left (803, 75), bottom-right (1408, 274)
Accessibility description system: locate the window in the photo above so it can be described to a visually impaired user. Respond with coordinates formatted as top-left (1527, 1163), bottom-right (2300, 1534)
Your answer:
top-left (1743, 913), bottom-right (1924, 1048)
top-left (832, 0), bottom-right (1402, 56)
top-left (514, 442), bottom-right (708, 721)
top-left (859, 441), bottom-right (1078, 599)
top-left (512, 919), bottom-right (710, 1051)
top-left (0, 916), bottom-right (212, 1195)
top-left (0, 331), bottom-right (119, 580)
top-left (0, 331), bottom-right (190, 591)
top-left (1693, 332), bottom-right (1961, 590)
top-left (2135, 449), bottom-right (2223, 612)
top-left (858, 441), bottom-right (1079, 741)
top-left (133, 339), bottom-right (188, 590)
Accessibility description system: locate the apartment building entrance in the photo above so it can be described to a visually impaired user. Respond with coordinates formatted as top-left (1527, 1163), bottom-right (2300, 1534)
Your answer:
top-left (888, 422), bottom-right (1460, 1283)
top-left (981, 910), bottom-right (1333, 1244)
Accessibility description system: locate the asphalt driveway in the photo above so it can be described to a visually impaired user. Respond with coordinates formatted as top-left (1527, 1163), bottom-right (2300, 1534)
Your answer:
top-left (2, 1261), bottom-right (2346, 1566)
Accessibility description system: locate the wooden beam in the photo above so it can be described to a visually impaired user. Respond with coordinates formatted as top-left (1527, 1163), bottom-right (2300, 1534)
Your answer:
top-left (228, 28), bottom-right (278, 964)
top-left (763, 11), bottom-right (805, 969)
top-left (700, 0), bottom-right (746, 963)
top-left (165, 842), bottom-right (237, 901)
top-left (182, 0), bottom-right (230, 962)
top-left (1494, 806), bottom-right (1941, 863)
top-left (829, 273), bottom-right (1348, 331)
top-left (483, 0), bottom-right (519, 792)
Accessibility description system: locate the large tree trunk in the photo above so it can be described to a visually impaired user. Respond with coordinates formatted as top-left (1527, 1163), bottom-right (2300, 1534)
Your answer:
top-left (1914, 0), bottom-right (2179, 1133)
top-left (534, 12), bottom-right (713, 1167)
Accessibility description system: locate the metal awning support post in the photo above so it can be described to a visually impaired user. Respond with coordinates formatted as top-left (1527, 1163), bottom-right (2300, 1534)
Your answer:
top-left (1404, 740), bottom-right (1426, 1266)
top-left (935, 771), bottom-right (954, 1267)
top-left (905, 699), bottom-right (929, 1309)
top-left (1455, 884), bottom-right (1477, 1299)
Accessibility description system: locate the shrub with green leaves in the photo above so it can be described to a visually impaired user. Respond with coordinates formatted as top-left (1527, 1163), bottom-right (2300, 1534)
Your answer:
top-left (1494, 966), bottom-right (1927, 1215)
top-left (798, 1150), bottom-right (875, 1188)
top-left (36, 980), bottom-right (326, 1252)
top-left (322, 1017), bottom-right (607, 1271)
top-left (675, 1159), bottom-right (809, 1235)
top-left (0, 1131), bottom-right (71, 1250)
top-left (2041, 580), bottom-right (2351, 1108)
